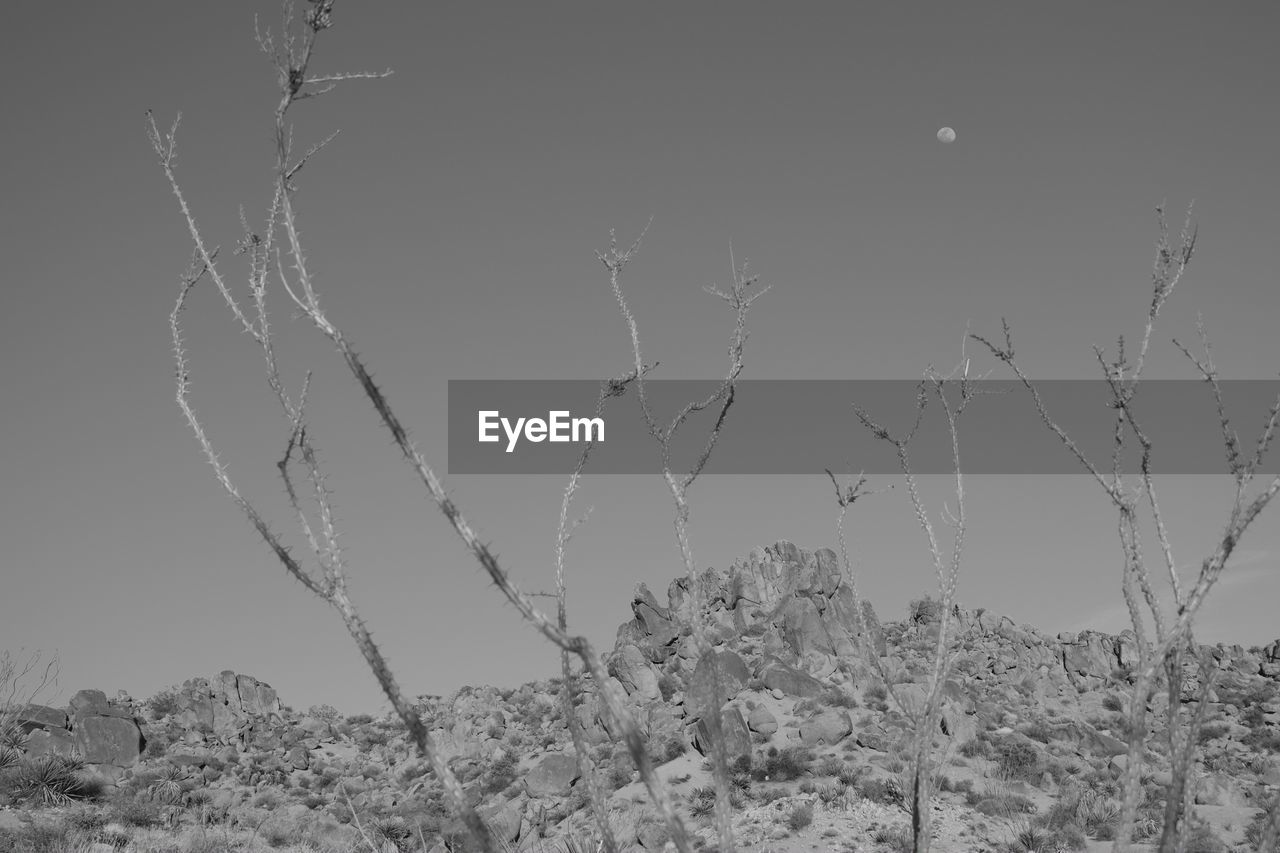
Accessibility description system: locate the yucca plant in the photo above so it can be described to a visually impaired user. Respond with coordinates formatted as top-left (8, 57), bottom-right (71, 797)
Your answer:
top-left (10, 752), bottom-right (88, 806)
top-left (147, 763), bottom-right (187, 804)
top-left (0, 724), bottom-right (29, 751)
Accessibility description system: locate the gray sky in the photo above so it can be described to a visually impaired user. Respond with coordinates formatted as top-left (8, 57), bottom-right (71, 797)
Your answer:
top-left (3, 2), bottom-right (1279, 715)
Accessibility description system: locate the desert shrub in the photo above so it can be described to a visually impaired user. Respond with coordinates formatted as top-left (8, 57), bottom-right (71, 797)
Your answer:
top-left (62, 806), bottom-right (107, 833)
top-left (307, 704), bottom-right (341, 721)
top-left (970, 791), bottom-right (1036, 817)
top-left (0, 822), bottom-right (73, 853)
top-left (872, 826), bottom-right (914, 852)
top-left (346, 713), bottom-right (374, 725)
top-left (608, 762), bottom-right (633, 790)
top-left (756, 786), bottom-right (786, 805)
top-left (856, 776), bottom-right (904, 806)
top-left (108, 797), bottom-right (163, 828)
top-left (1180, 821), bottom-right (1228, 853)
top-left (1020, 721), bottom-right (1052, 744)
top-left (301, 793), bottom-right (327, 809)
top-left (908, 595), bottom-right (943, 624)
top-left (835, 765), bottom-right (864, 787)
top-left (140, 728), bottom-right (173, 759)
top-left (146, 688), bottom-right (181, 718)
top-left (1196, 721), bottom-right (1231, 744)
top-left (479, 753), bottom-right (518, 796)
top-left (262, 822), bottom-right (298, 848)
top-left (818, 754), bottom-right (845, 777)
top-left (787, 802), bottom-right (813, 832)
top-left (1010, 822), bottom-right (1086, 852)
top-left (751, 746), bottom-right (813, 782)
top-left (372, 816), bottom-right (413, 848)
top-left (1242, 728), bottom-right (1280, 752)
top-left (1101, 694), bottom-right (1124, 713)
top-left (992, 735), bottom-right (1041, 781)
top-left (822, 686), bottom-right (858, 709)
top-left (1244, 795), bottom-right (1279, 848)
top-left (357, 728), bottom-right (390, 749)
top-left (688, 786), bottom-right (715, 818)
top-left (958, 737), bottom-right (988, 759)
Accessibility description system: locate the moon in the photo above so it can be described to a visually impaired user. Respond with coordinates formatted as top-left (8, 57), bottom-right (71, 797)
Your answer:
top-left (937, 127), bottom-right (956, 144)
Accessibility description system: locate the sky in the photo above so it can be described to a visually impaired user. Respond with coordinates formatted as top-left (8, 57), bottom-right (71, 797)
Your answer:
top-left (2, 2), bottom-right (1279, 716)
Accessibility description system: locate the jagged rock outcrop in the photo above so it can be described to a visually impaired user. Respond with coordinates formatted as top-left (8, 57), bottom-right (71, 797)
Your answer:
top-left (611, 542), bottom-right (886, 692)
top-left (600, 539), bottom-right (1280, 739)
top-left (175, 671), bottom-right (282, 739)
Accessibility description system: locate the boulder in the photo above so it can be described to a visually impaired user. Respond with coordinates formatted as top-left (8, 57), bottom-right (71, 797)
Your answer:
top-left (69, 689), bottom-right (111, 720)
top-left (747, 704), bottom-right (778, 736)
top-left (756, 657), bottom-right (824, 698)
top-left (799, 709), bottom-right (853, 746)
top-left (15, 704), bottom-right (68, 733)
top-left (23, 727), bottom-right (77, 759)
top-left (73, 715), bottom-right (143, 766)
top-left (691, 706), bottom-right (752, 765)
top-left (523, 752), bottom-right (580, 798)
top-left (685, 651), bottom-right (749, 718)
top-left (608, 645), bottom-right (661, 702)
top-left (479, 798), bottom-right (524, 844)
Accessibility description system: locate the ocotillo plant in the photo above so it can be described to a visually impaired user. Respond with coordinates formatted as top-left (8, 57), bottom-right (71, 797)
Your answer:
top-left (827, 355), bottom-right (981, 853)
top-left (973, 205), bottom-right (1280, 852)
top-left (149, 3), bottom-right (760, 852)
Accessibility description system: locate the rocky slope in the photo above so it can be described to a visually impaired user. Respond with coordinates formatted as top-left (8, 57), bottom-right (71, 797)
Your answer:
top-left (3, 540), bottom-right (1279, 852)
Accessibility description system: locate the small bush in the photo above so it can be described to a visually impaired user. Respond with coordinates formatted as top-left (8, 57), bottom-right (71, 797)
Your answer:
top-left (146, 688), bottom-right (181, 718)
top-left (1101, 694), bottom-right (1124, 713)
top-left (856, 776), bottom-right (904, 806)
top-left (1020, 721), bottom-right (1053, 744)
top-left (1241, 728), bottom-right (1280, 752)
top-left (822, 687), bottom-right (858, 709)
top-left (970, 792), bottom-right (1036, 817)
top-left (1196, 721), bottom-right (1231, 744)
top-left (1180, 821), bottom-right (1228, 853)
top-left (108, 798), bottom-right (163, 828)
top-left (787, 802), bottom-right (813, 832)
top-left (818, 755), bottom-right (845, 777)
top-left (479, 753), bottom-right (519, 796)
top-left (0, 823), bottom-right (73, 853)
top-left (908, 595), bottom-right (944, 624)
top-left (751, 746), bottom-right (813, 782)
top-left (872, 826), bottom-right (914, 852)
top-left (992, 736), bottom-right (1041, 781)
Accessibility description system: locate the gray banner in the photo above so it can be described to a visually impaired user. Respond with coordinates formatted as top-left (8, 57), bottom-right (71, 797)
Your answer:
top-left (447, 380), bottom-right (1280, 475)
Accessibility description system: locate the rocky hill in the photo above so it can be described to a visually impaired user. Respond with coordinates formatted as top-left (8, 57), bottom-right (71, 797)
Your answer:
top-left (3, 540), bottom-right (1279, 852)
